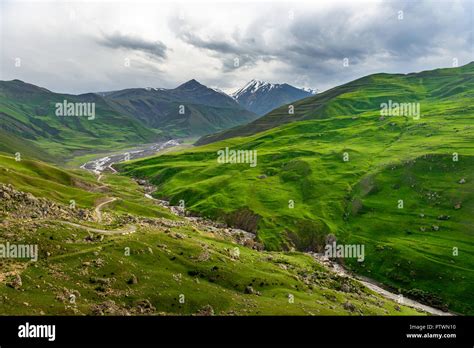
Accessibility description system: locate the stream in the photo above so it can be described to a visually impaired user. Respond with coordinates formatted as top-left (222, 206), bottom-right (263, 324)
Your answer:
top-left (79, 139), bottom-right (453, 316)
top-left (80, 139), bottom-right (181, 174)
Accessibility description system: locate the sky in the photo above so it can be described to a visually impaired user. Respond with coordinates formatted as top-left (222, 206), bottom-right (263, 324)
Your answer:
top-left (0, 0), bottom-right (473, 94)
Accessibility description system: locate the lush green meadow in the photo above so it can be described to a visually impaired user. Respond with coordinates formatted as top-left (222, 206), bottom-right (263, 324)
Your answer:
top-left (0, 154), bottom-right (419, 315)
top-left (0, 80), bottom-right (163, 163)
top-left (119, 64), bottom-right (474, 314)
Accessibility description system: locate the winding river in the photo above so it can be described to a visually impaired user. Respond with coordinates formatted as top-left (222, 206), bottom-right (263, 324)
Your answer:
top-left (80, 139), bottom-right (453, 316)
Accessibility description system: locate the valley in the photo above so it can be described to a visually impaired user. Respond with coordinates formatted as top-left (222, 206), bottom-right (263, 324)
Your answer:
top-left (118, 63), bottom-right (474, 315)
top-left (0, 153), bottom-right (423, 316)
top-left (1, 63), bottom-right (472, 317)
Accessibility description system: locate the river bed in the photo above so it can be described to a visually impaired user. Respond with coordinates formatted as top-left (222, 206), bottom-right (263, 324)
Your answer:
top-left (80, 139), bottom-right (181, 174)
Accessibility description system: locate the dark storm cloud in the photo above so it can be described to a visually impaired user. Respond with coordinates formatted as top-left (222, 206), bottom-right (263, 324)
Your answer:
top-left (171, 0), bottom-right (473, 80)
top-left (179, 31), bottom-right (239, 55)
top-left (2, 0), bottom-right (472, 94)
top-left (98, 31), bottom-right (168, 59)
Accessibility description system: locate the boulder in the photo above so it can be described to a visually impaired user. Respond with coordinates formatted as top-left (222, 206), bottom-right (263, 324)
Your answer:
top-left (7, 274), bottom-right (22, 289)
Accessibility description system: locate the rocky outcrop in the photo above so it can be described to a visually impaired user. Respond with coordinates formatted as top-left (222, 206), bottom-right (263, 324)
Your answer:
top-left (0, 184), bottom-right (93, 221)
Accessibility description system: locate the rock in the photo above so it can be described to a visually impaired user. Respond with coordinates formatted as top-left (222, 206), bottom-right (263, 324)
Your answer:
top-left (197, 250), bottom-right (210, 262)
top-left (90, 300), bottom-right (130, 316)
top-left (394, 305), bottom-right (401, 311)
top-left (343, 301), bottom-right (356, 312)
top-left (419, 213), bottom-right (425, 218)
top-left (55, 288), bottom-right (81, 303)
top-left (431, 225), bottom-right (440, 231)
top-left (458, 178), bottom-right (466, 184)
top-left (90, 277), bottom-right (112, 285)
top-left (127, 274), bottom-right (138, 285)
top-left (228, 248), bottom-right (240, 260)
top-left (341, 283), bottom-right (351, 293)
top-left (7, 274), bottom-right (22, 289)
top-left (197, 305), bottom-right (214, 316)
top-left (135, 299), bottom-right (156, 314)
top-left (94, 258), bottom-right (105, 267)
top-left (437, 215), bottom-right (450, 220)
top-left (244, 285), bottom-right (255, 294)
top-left (257, 174), bottom-right (267, 179)
top-left (454, 203), bottom-right (462, 210)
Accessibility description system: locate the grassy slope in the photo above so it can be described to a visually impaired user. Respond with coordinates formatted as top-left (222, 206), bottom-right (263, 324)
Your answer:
top-left (0, 129), bottom-right (52, 163)
top-left (0, 154), bottom-right (175, 219)
top-left (196, 62), bottom-right (474, 145)
top-left (118, 63), bottom-right (474, 314)
top-left (0, 80), bottom-right (162, 162)
top-left (0, 155), bottom-right (419, 315)
top-left (108, 94), bottom-right (258, 138)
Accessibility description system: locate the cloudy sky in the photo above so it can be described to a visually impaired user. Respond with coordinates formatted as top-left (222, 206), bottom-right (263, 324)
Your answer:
top-left (0, 0), bottom-right (473, 94)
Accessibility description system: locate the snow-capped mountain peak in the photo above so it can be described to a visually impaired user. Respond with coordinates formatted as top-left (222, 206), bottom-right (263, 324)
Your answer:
top-left (231, 79), bottom-right (317, 115)
top-left (301, 87), bottom-right (318, 95)
top-left (231, 79), bottom-right (278, 99)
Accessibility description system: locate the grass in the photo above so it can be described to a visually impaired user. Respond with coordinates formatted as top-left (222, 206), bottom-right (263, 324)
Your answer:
top-left (0, 156), bottom-right (421, 315)
top-left (0, 220), bottom-right (420, 316)
top-left (118, 63), bottom-right (474, 314)
top-left (0, 80), bottom-right (162, 163)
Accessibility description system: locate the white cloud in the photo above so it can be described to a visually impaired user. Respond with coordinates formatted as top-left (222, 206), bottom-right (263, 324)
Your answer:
top-left (0, 0), bottom-right (472, 94)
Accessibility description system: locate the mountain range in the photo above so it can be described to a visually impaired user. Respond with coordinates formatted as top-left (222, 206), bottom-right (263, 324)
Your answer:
top-left (102, 79), bottom-right (257, 138)
top-left (231, 79), bottom-right (316, 115)
top-left (0, 78), bottom-right (314, 161)
top-left (2, 63), bottom-right (473, 315)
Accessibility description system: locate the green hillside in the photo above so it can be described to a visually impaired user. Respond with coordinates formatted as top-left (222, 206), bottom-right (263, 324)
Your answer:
top-left (0, 128), bottom-right (52, 163)
top-left (196, 62), bottom-right (474, 145)
top-left (104, 79), bottom-right (258, 137)
top-left (0, 80), bottom-right (163, 162)
top-left (0, 154), bottom-right (419, 315)
top-left (118, 63), bottom-right (474, 314)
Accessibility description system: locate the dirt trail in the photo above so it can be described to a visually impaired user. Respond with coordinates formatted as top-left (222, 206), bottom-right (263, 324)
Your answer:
top-left (81, 147), bottom-right (453, 316)
top-left (94, 197), bottom-right (117, 223)
top-left (58, 220), bottom-right (136, 235)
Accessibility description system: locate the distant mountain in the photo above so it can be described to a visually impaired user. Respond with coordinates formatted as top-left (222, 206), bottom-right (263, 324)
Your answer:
top-left (231, 79), bottom-right (316, 115)
top-left (102, 79), bottom-right (258, 137)
top-left (197, 62), bottom-right (474, 146)
top-left (0, 80), bottom-right (161, 162)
